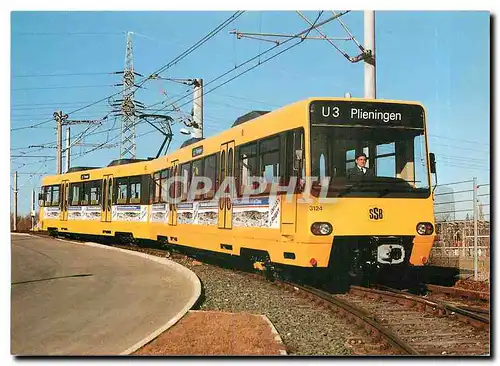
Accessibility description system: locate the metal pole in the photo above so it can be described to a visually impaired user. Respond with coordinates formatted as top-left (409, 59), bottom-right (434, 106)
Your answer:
top-left (55, 111), bottom-right (63, 174)
top-left (364, 11), bottom-right (376, 99)
top-left (462, 227), bottom-right (466, 257)
top-left (473, 177), bottom-right (478, 280)
top-left (13, 171), bottom-right (18, 232)
top-left (65, 127), bottom-right (71, 173)
top-left (192, 78), bottom-right (203, 139)
top-left (31, 189), bottom-right (35, 231)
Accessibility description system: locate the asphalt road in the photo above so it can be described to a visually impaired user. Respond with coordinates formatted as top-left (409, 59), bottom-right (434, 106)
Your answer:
top-left (11, 234), bottom-right (197, 355)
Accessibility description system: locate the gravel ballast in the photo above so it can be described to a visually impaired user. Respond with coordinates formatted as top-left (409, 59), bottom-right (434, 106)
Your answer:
top-left (166, 255), bottom-right (355, 356)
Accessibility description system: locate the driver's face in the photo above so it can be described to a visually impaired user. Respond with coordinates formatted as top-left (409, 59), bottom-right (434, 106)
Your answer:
top-left (356, 156), bottom-right (367, 168)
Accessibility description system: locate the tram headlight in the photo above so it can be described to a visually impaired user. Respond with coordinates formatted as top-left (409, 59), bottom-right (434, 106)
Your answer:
top-left (416, 222), bottom-right (434, 235)
top-left (311, 222), bottom-right (333, 236)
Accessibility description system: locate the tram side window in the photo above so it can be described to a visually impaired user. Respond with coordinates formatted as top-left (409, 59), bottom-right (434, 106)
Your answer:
top-left (89, 181), bottom-right (100, 205)
top-left (170, 166), bottom-right (179, 201)
top-left (152, 172), bottom-right (161, 203)
top-left (238, 142), bottom-right (258, 194)
top-left (152, 171), bottom-right (169, 204)
top-left (42, 185), bottom-right (60, 207)
top-left (81, 183), bottom-right (90, 205)
top-left (180, 162), bottom-right (191, 201)
top-left (191, 159), bottom-right (204, 200)
top-left (113, 175), bottom-right (147, 205)
top-left (259, 136), bottom-right (280, 185)
top-left (220, 151), bottom-right (226, 187)
top-left (116, 179), bottom-right (128, 204)
top-left (130, 178), bottom-right (141, 204)
top-left (51, 185), bottom-right (60, 206)
top-left (70, 183), bottom-right (82, 206)
top-left (160, 169), bottom-right (169, 202)
top-left (282, 128), bottom-right (305, 185)
top-left (45, 186), bottom-right (52, 207)
top-left (204, 154), bottom-right (217, 199)
top-left (39, 186), bottom-right (46, 207)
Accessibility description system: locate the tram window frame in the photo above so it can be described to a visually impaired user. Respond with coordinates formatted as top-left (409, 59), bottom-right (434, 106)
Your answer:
top-left (51, 185), bottom-right (60, 207)
top-left (259, 135), bottom-right (281, 189)
top-left (43, 185), bottom-right (60, 207)
top-left (283, 128), bottom-right (305, 182)
top-left (237, 141), bottom-right (258, 195)
top-left (129, 177), bottom-right (142, 204)
top-left (39, 186), bottom-right (46, 207)
top-left (204, 153), bottom-right (217, 199)
top-left (113, 175), bottom-right (147, 205)
top-left (227, 147), bottom-right (234, 177)
top-left (191, 158), bottom-right (204, 201)
top-left (180, 162), bottom-right (191, 202)
top-left (81, 182), bottom-right (90, 206)
top-left (70, 183), bottom-right (82, 206)
top-left (151, 170), bottom-right (169, 204)
top-left (88, 181), bottom-right (100, 206)
top-left (160, 169), bottom-right (169, 203)
top-left (170, 166), bottom-right (178, 202)
top-left (115, 178), bottom-right (129, 204)
top-left (43, 186), bottom-right (51, 207)
top-left (220, 150), bottom-right (226, 189)
top-left (152, 171), bottom-right (161, 203)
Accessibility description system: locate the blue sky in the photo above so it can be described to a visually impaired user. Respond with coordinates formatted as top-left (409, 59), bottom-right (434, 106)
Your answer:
top-left (10, 11), bottom-right (490, 214)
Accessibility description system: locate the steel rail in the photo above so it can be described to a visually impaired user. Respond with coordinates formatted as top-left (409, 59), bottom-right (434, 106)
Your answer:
top-left (288, 283), bottom-right (420, 355)
top-left (364, 285), bottom-right (489, 329)
top-left (426, 283), bottom-right (490, 301)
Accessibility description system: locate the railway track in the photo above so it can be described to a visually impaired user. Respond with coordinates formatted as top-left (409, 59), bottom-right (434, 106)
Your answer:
top-left (275, 282), bottom-right (420, 355)
top-left (424, 283), bottom-right (490, 317)
top-left (425, 283), bottom-right (490, 301)
top-left (342, 286), bottom-right (490, 355)
top-left (78, 241), bottom-right (419, 355)
top-left (373, 285), bottom-right (490, 325)
top-left (35, 234), bottom-right (491, 356)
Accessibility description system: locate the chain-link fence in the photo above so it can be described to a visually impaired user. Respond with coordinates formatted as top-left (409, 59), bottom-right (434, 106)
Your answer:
top-left (431, 178), bottom-right (490, 280)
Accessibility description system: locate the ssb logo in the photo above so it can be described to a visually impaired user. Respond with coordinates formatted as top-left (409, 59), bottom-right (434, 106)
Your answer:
top-left (369, 207), bottom-right (383, 220)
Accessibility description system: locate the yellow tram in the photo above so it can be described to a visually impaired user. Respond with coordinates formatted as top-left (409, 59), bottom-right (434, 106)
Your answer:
top-left (39, 97), bottom-right (436, 286)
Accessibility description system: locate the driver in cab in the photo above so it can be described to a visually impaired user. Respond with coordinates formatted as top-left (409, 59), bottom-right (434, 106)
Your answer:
top-left (347, 153), bottom-right (373, 178)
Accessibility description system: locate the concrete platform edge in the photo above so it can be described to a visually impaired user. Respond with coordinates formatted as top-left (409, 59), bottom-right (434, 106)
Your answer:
top-left (260, 315), bottom-right (287, 355)
top-left (40, 236), bottom-right (202, 355)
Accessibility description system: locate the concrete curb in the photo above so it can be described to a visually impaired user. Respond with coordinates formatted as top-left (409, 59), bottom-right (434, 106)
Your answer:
top-left (187, 310), bottom-right (287, 355)
top-left (11, 232), bottom-right (32, 237)
top-left (260, 315), bottom-right (287, 356)
top-left (41, 235), bottom-right (201, 355)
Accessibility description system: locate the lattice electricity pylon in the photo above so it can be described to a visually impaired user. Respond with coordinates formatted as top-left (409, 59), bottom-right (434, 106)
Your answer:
top-left (120, 31), bottom-right (137, 159)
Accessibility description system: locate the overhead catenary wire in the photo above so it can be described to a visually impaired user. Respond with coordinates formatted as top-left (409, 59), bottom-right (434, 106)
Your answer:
top-left (10, 12), bottom-right (244, 134)
top-left (9, 90), bottom-right (274, 154)
top-left (12, 101), bottom-right (99, 107)
top-left (332, 10), bottom-right (365, 51)
top-left (12, 71), bottom-right (113, 78)
top-left (12, 84), bottom-right (117, 91)
top-left (144, 11), bottom-right (326, 116)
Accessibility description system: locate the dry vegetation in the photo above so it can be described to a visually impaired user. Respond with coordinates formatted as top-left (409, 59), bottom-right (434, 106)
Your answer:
top-left (10, 214), bottom-right (36, 232)
top-left (134, 311), bottom-right (285, 356)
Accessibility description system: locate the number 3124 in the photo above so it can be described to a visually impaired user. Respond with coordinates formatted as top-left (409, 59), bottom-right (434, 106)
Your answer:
top-left (309, 205), bottom-right (323, 212)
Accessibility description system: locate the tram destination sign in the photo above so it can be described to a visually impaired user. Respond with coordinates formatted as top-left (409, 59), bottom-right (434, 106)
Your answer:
top-left (310, 100), bottom-right (424, 128)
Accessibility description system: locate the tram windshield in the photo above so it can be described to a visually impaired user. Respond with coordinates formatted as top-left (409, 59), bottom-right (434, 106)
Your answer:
top-left (309, 100), bottom-right (430, 198)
